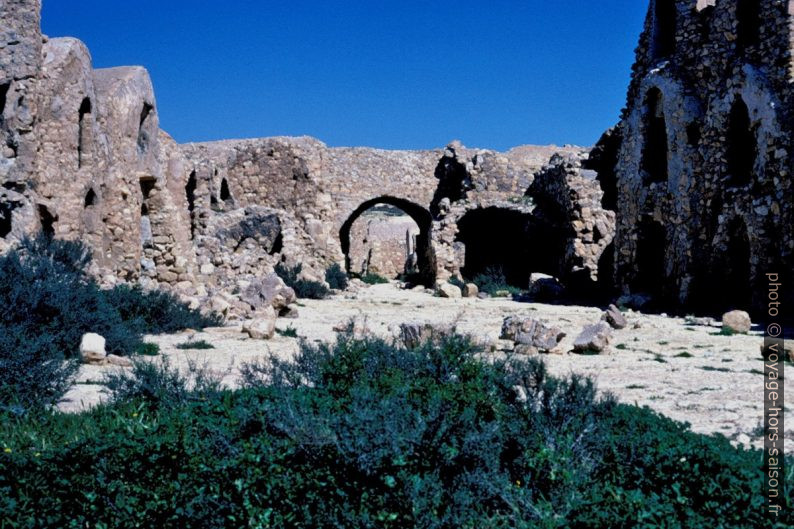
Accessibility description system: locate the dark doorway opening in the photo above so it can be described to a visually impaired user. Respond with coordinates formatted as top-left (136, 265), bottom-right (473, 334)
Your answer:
top-left (652, 0), bottom-right (677, 60)
top-left (38, 205), bottom-right (56, 238)
top-left (631, 218), bottom-right (667, 301)
top-left (340, 196), bottom-right (436, 287)
top-left (78, 97), bottom-right (91, 168)
top-left (0, 82), bottom-right (10, 118)
top-left (737, 0), bottom-right (760, 51)
top-left (84, 188), bottom-right (97, 208)
top-left (137, 102), bottom-right (154, 154)
top-left (641, 88), bottom-right (668, 185)
top-left (726, 97), bottom-right (756, 188)
top-left (186, 171), bottom-right (197, 239)
top-left (456, 207), bottom-right (567, 290)
top-left (220, 178), bottom-right (232, 203)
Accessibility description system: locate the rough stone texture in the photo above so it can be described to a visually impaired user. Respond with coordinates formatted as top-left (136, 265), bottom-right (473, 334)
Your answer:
top-left (0, 1), bottom-right (613, 307)
top-left (573, 322), bottom-right (613, 353)
top-left (602, 304), bottom-right (628, 330)
top-left (397, 321), bottom-right (456, 349)
top-left (462, 283), bottom-right (479, 298)
top-left (500, 315), bottom-right (566, 354)
top-left (722, 310), bottom-right (752, 334)
top-left (79, 333), bottom-right (106, 364)
top-left (529, 153), bottom-right (616, 286)
top-left (242, 307), bottom-right (276, 340)
top-left (437, 282), bottom-right (462, 298)
top-left (610, 0), bottom-right (794, 316)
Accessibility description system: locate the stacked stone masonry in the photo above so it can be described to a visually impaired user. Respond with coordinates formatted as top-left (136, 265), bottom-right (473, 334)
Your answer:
top-left (2, 0), bottom-right (789, 319)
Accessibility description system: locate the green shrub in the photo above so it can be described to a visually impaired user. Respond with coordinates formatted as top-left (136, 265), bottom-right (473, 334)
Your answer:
top-left (103, 357), bottom-right (221, 410)
top-left (275, 262), bottom-right (329, 299)
top-left (325, 263), bottom-right (349, 290)
top-left (105, 284), bottom-right (222, 334)
top-left (276, 326), bottom-right (298, 338)
top-left (470, 266), bottom-right (522, 296)
top-left (361, 272), bottom-right (389, 285)
top-left (448, 275), bottom-right (466, 290)
top-left (1, 334), bottom-right (791, 527)
top-left (174, 339), bottom-right (215, 350)
top-left (135, 342), bottom-right (161, 356)
top-left (0, 235), bottom-right (219, 411)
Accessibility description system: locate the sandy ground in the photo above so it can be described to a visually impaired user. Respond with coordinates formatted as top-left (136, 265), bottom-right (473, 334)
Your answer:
top-left (59, 282), bottom-right (791, 452)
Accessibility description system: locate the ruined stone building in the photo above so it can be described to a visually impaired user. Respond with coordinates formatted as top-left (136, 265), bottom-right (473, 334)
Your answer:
top-left (609, 0), bottom-right (793, 315)
top-left (1, 0), bottom-right (790, 319)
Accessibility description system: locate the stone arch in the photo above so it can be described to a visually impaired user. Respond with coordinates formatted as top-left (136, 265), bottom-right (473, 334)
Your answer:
top-left (726, 96), bottom-right (757, 188)
top-left (83, 187), bottom-right (97, 208)
top-left (652, 0), bottom-right (676, 60)
top-left (455, 207), bottom-right (566, 289)
top-left (220, 177), bottom-right (232, 203)
top-left (137, 102), bottom-right (154, 154)
top-left (631, 217), bottom-right (667, 301)
top-left (78, 97), bottom-right (91, 168)
top-left (340, 196), bottom-right (436, 286)
top-left (736, 0), bottom-right (760, 51)
top-left (640, 88), bottom-right (668, 185)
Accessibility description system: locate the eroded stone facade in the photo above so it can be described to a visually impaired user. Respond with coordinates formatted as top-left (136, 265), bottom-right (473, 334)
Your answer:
top-left (611, 0), bottom-right (794, 315)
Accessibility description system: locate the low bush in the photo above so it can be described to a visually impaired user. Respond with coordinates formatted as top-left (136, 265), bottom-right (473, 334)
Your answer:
top-left (470, 266), bottom-right (522, 296)
top-left (448, 275), bottom-right (466, 290)
top-left (276, 325), bottom-right (298, 338)
top-left (325, 262), bottom-right (349, 290)
top-left (174, 339), bottom-right (215, 350)
top-left (275, 262), bottom-right (330, 299)
top-left (0, 235), bottom-right (219, 411)
top-left (361, 272), bottom-right (389, 285)
top-left (2, 334), bottom-right (790, 527)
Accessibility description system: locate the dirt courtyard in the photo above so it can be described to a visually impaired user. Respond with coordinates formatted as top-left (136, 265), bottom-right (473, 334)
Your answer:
top-left (60, 282), bottom-right (790, 453)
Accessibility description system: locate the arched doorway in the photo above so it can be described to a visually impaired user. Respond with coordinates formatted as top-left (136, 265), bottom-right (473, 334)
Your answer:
top-left (640, 88), bottom-right (668, 185)
top-left (455, 207), bottom-right (567, 290)
top-left (631, 218), bottom-right (667, 302)
top-left (339, 196), bottom-right (436, 286)
top-left (719, 218), bottom-right (752, 311)
top-left (652, 0), bottom-right (676, 60)
top-left (726, 97), bottom-right (757, 188)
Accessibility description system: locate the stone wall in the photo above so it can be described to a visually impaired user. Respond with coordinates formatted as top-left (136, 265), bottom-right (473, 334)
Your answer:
top-left (611, 0), bottom-right (794, 315)
top-left (0, 0), bottom-right (618, 315)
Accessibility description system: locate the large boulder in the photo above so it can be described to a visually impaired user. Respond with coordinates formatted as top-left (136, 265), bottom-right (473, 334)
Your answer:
top-left (722, 310), bottom-right (751, 334)
top-left (527, 273), bottom-right (564, 300)
top-left (500, 316), bottom-right (565, 354)
top-left (241, 272), bottom-right (297, 312)
top-left (79, 333), bottom-right (107, 364)
top-left (437, 283), bottom-right (462, 298)
top-left (462, 283), bottom-right (479, 298)
top-left (573, 322), bottom-right (613, 354)
top-left (398, 321), bottom-right (456, 349)
top-left (601, 304), bottom-right (627, 329)
top-left (242, 306), bottom-right (277, 340)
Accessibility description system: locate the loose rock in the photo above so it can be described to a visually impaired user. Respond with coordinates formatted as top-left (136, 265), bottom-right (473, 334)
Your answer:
top-left (573, 322), bottom-right (613, 353)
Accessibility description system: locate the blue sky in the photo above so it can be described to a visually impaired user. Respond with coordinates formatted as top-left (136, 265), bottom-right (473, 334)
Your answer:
top-left (42, 1), bottom-right (648, 151)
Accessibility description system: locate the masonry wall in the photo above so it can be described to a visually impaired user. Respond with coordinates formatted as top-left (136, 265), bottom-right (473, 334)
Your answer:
top-left (612, 0), bottom-right (794, 316)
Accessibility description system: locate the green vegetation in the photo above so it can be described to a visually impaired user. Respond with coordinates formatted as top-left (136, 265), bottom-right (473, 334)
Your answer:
top-left (275, 262), bottom-right (330, 299)
top-left (361, 272), bottom-right (389, 285)
top-left (135, 343), bottom-right (161, 356)
top-left (469, 266), bottom-right (522, 296)
top-left (2, 333), bottom-right (790, 527)
top-left (276, 326), bottom-right (298, 338)
top-left (324, 263), bottom-right (349, 290)
top-left (674, 351), bottom-right (694, 358)
top-left (175, 339), bottom-right (215, 350)
top-left (0, 235), bottom-right (219, 411)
